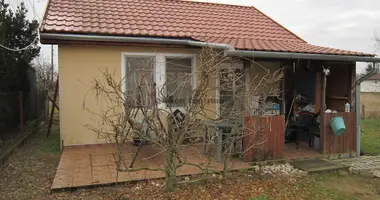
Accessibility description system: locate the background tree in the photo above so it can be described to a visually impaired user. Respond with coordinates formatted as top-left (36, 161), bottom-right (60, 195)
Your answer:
top-left (0, 1), bottom-right (40, 92)
top-left (0, 1), bottom-right (40, 133)
top-left (365, 63), bottom-right (373, 74)
top-left (33, 58), bottom-right (57, 99)
top-left (375, 31), bottom-right (380, 53)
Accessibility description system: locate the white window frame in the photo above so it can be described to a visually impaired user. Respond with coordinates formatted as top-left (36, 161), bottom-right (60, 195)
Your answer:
top-left (121, 52), bottom-right (157, 108)
top-left (121, 52), bottom-right (196, 111)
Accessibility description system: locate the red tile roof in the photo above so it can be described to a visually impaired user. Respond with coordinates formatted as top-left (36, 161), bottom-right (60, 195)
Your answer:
top-left (41, 0), bottom-right (374, 56)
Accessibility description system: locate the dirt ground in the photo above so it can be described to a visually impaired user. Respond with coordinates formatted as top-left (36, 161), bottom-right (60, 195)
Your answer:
top-left (1, 125), bottom-right (380, 200)
top-left (0, 130), bottom-right (23, 151)
top-left (318, 174), bottom-right (380, 200)
top-left (0, 124), bottom-right (60, 200)
top-left (47, 173), bottom-right (379, 200)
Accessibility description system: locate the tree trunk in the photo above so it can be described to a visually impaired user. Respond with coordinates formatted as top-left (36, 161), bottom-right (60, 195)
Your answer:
top-left (165, 147), bottom-right (176, 192)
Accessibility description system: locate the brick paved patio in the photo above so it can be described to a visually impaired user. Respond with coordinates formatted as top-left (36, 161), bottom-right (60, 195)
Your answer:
top-left (333, 155), bottom-right (380, 178)
top-left (51, 143), bottom-right (252, 190)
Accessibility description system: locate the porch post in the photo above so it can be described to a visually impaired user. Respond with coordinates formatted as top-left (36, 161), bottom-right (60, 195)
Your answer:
top-left (320, 71), bottom-right (326, 154)
top-left (355, 83), bottom-right (361, 157)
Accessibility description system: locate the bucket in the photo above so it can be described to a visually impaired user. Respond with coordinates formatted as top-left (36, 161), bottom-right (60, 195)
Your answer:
top-left (330, 117), bottom-right (346, 136)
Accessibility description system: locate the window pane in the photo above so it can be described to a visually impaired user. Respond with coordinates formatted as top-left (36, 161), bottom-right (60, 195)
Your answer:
top-left (165, 58), bottom-right (192, 107)
top-left (219, 68), bottom-right (245, 119)
top-left (125, 57), bottom-right (154, 107)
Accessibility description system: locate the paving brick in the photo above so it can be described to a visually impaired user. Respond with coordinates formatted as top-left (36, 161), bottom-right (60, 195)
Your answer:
top-left (328, 154), bottom-right (339, 160)
top-left (374, 170), bottom-right (380, 178)
top-left (334, 156), bottom-right (380, 178)
top-left (338, 170), bottom-right (348, 176)
top-left (339, 153), bottom-right (350, 159)
top-left (349, 168), bottom-right (360, 175)
top-left (51, 143), bottom-right (251, 189)
top-left (359, 170), bottom-right (374, 178)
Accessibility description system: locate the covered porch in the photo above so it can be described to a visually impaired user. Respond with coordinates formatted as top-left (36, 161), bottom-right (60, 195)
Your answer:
top-left (240, 58), bottom-right (361, 161)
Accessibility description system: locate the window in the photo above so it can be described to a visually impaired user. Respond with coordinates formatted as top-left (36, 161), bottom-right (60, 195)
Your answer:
top-left (123, 53), bottom-right (195, 109)
top-left (124, 57), bottom-right (155, 107)
top-left (219, 68), bottom-right (245, 118)
top-left (165, 57), bottom-right (193, 107)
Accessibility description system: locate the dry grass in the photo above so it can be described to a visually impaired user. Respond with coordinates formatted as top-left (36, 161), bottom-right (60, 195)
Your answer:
top-left (361, 93), bottom-right (380, 119)
top-left (312, 173), bottom-right (380, 200)
top-left (0, 123), bottom-right (60, 200)
top-left (1, 124), bottom-right (380, 200)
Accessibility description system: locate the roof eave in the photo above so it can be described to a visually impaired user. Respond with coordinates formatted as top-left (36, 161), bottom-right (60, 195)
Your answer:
top-left (40, 32), bottom-right (378, 62)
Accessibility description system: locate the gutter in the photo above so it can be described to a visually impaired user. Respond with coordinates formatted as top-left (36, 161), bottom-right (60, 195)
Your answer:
top-left (40, 33), bottom-right (380, 62)
top-left (355, 63), bottom-right (379, 157)
top-left (42, 33), bottom-right (380, 157)
top-left (39, 33), bottom-right (235, 50)
top-left (225, 50), bottom-right (380, 63)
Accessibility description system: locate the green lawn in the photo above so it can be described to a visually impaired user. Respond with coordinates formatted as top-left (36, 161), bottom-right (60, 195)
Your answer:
top-left (361, 118), bottom-right (380, 155)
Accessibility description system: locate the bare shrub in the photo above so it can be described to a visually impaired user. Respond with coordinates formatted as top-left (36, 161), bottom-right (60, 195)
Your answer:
top-left (84, 47), bottom-right (283, 191)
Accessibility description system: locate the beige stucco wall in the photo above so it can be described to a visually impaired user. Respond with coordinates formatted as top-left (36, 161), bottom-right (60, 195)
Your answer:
top-left (361, 92), bottom-right (380, 119)
top-left (59, 44), bottom-right (283, 146)
top-left (59, 44), bottom-right (217, 146)
top-left (244, 61), bottom-right (281, 114)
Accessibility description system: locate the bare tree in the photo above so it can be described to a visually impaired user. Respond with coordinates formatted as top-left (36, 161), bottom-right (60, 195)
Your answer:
top-left (33, 58), bottom-right (59, 116)
top-left (84, 47), bottom-right (283, 191)
top-left (374, 32), bottom-right (380, 53)
top-left (33, 59), bottom-right (58, 94)
top-left (215, 58), bottom-right (283, 170)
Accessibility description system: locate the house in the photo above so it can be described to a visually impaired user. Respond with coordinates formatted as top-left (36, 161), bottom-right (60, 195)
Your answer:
top-left (361, 74), bottom-right (380, 92)
top-left (40, 0), bottom-right (380, 162)
top-left (360, 74), bottom-right (380, 119)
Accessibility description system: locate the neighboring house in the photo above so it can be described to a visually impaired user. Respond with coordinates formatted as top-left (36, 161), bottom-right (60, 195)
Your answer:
top-left (40, 0), bottom-right (379, 161)
top-left (361, 74), bottom-right (380, 119)
top-left (361, 74), bottom-right (380, 93)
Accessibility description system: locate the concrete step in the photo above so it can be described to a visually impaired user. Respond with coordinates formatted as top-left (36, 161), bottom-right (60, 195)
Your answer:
top-left (292, 158), bottom-right (349, 173)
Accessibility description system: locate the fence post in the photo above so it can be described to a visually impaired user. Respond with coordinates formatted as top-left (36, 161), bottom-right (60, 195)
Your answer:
top-left (19, 91), bottom-right (23, 133)
top-left (47, 76), bottom-right (59, 137)
top-left (361, 104), bottom-right (365, 120)
top-left (45, 90), bottom-right (49, 120)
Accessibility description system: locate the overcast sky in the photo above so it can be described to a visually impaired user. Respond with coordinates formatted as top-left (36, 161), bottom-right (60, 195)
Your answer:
top-left (7, 0), bottom-right (380, 72)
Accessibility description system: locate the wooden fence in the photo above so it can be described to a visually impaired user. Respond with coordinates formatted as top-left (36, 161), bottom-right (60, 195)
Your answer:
top-left (243, 115), bottom-right (285, 161)
top-left (322, 112), bottom-right (356, 154)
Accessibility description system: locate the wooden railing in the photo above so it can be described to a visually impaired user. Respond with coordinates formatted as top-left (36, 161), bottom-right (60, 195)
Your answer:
top-left (322, 112), bottom-right (356, 154)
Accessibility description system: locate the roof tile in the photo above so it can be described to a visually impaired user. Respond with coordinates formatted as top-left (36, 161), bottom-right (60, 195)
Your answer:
top-left (41, 0), bottom-right (373, 56)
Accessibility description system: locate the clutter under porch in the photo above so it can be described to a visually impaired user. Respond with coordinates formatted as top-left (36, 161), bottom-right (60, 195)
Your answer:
top-left (242, 60), bottom-right (357, 161)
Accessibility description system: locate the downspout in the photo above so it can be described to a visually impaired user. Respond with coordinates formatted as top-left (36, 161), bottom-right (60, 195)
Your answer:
top-left (355, 62), bottom-right (379, 157)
